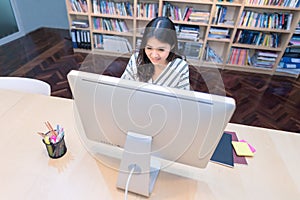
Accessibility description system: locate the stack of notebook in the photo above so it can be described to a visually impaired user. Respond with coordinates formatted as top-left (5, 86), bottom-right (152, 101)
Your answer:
top-left (210, 131), bottom-right (255, 167)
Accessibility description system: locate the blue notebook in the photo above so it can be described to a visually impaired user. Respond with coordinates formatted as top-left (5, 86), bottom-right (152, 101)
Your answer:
top-left (210, 132), bottom-right (234, 167)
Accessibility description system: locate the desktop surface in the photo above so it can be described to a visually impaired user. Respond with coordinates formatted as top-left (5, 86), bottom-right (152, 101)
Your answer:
top-left (0, 89), bottom-right (299, 200)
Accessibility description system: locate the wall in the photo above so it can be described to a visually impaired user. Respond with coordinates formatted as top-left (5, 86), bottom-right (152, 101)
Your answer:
top-left (0, 0), bottom-right (69, 45)
top-left (15, 0), bottom-right (69, 34)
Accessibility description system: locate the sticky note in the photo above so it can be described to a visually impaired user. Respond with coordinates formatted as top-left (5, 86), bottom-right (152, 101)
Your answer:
top-left (239, 139), bottom-right (256, 153)
top-left (231, 141), bottom-right (254, 157)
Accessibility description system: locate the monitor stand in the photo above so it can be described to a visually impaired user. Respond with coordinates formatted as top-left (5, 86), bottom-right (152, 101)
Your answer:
top-left (116, 132), bottom-right (160, 197)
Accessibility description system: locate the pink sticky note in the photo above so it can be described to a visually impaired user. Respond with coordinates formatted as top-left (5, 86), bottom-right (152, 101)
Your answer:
top-left (239, 140), bottom-right (256, 153)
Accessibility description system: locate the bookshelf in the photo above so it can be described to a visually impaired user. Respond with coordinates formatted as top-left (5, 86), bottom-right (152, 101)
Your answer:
top-left (65, 0), bottom-right (300, 77)
top-left (276, 20), bottom-right (300, 76)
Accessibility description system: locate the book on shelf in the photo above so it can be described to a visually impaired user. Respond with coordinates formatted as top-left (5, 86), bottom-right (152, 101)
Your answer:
top-left (178, 41), bottom-right (202, 59)
top-left (188, 10), bottom-right (210, 23)
top-left (92, 0), bottom-right (133, 16)
top-left (278, 62), bottom-right (300, 68)
top-left (94, 34), bottom-right (132, 53)
top-left (281, 56), bottom-right (300, 63)
top-left (176, 25), bottom-right (200, 41)
top-left (71, 29), bottom-right (91, 49)
top-left (279, 55), bottom-right (300, 68)
top-left (227, 48), bottom-right (248, 65)
top-left (204, 45), bottom-right (223, 63)
top-left (276, 67), bottom-right (300, 75)
top-left (162, 2), bottom-right (183, 21)
top-left (177, 32), bottom-right (199, 41)
top-left (257, 51), bottom-right (278, 57)
top-left (70, 0), bottom-right (88, 13)
top-left (210, 27), bottom-right (229, 35)
top-left (183, 7), bottom-right (193, 21)
top-left (208, 27), bottom-right (230, 39)
top-left (294, 22), bottom-right (300, 34)
top-left (289, 34), bottom-right (300, 46)
top-left (93, 34), bottom-right (104, 49)
top-left (179, 25), bottom-right (200, 34)
top-left (71, 29), bottom-right (78, 48)
top-left (246, 0), bottom-right (300, 7)
top-left (136, 2), bottom-right (159, 18)
top-left (235, 30), bottom-right (279, 48)
top-left (212, 6), bottom-right (227, 25)
top-left (239, 11), bottom-right (293, 30)
top-left (250, 51), bottom-right (277, 68)
top-left (93, 18), bottom-right (129, 32)
top-left (72, 20), bottom-right (89, 28)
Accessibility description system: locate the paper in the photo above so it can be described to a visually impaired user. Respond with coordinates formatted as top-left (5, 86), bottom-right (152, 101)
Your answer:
top-left (231, 141), bottom-right (254, 157)
top-left (225, 131), bottom-right (248, 165)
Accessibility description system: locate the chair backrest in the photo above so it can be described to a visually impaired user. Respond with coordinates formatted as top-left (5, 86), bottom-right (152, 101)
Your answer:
top-left (0, 77), bottom-right (51, 96)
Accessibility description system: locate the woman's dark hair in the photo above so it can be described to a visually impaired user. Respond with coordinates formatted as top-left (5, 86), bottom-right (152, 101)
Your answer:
top-left (137, 17), bottom-right (181, 82)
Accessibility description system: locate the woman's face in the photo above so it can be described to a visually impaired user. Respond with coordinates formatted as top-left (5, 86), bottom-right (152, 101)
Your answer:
top-left (145, 37), bottom-right (172, 66)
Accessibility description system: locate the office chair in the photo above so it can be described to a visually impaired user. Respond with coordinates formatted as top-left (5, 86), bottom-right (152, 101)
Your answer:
top-left (0, 77), bottom-right (51, 96)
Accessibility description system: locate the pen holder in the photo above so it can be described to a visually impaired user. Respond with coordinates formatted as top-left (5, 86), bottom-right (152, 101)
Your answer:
top-left (43, 135), bottom-right (67, 159)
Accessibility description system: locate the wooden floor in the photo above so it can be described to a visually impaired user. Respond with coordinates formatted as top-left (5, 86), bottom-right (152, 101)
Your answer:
top-left (1, 28), bottom-right (299, 133)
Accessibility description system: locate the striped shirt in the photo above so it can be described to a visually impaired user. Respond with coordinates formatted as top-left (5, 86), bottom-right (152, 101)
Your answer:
top-left (121, 54), bottom-right (190, 90)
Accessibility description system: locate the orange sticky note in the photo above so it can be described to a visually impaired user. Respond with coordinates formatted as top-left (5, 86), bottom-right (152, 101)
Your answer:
top-left (231, 141), bottom-right (254, 157)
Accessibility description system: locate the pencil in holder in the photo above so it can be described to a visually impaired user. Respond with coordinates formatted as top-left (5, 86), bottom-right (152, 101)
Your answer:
top-left (43, 135), bottom-right (67, 159)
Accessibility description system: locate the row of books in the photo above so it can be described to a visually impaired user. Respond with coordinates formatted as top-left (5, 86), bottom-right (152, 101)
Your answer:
top-left (204, 45), bottom-right (223, 63)
top-left (239, 11), bottom-right (293, 30)
top-left (92, 0), bottom-right (133, 16)
top-left (186, 9), bottom-right (210, 23)
top-left (234, 30), bottom-right (279, 48)
top-left (289, 34), bottom-right (300, 45)
top-left (162, 3), bottom-right (182, 21)
top-left (176, 25), bottom-right (200, 41)
top-left (279, 41), bottom-right (300, 68)
top-left (71, 20), bottom-right (89, 28)
top-left (94, 34), bottom-right (132, 53)
top-left (70, 29), bottom-right (92, 49)
top-left (227, 48), bottom-right (248, 65)
top-left (227, 48), bottom-right (280, 68)
top-left (178, 41), bottom-right (202, 59)
top-left (162, 4), bottom-right (210, 23)
top-left (246, 0), bottom-right (300, 7)
top-left (250, 51), bottom-right (278, 68)
top-left (136, 3), bottom-right (158, 18)
top-left (289, 22), bottom-right (300, 49)
top-left (93, 18), bottom-right (129, 32)
top-left (278, 36), bottom-right (300, 74)
top-left (279, 56), bottom-right (300, 68)
top-left (217, 0), bottom-right (233, 2)
top-left (208, 28), bottom-right (230, 39)
top-left (202, 43), bottom-right (298, 70)
top-left (70, 0), bottom-right (88, 13)
top-left (212, 6), bottom-right (234, 25)
top-left (215, 47), bottom-right (294, 69)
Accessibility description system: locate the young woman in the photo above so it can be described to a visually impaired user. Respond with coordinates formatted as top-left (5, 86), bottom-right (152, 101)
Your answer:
top-left (121, 17), bottom-right (190, 90)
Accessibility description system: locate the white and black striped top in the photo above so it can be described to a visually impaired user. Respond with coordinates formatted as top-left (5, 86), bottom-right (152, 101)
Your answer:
top-left (121, 54), bottom-right (190, 90)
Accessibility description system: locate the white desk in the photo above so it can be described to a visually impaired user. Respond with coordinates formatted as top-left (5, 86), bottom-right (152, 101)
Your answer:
top-left (0, 89), bottom-right (299, 199)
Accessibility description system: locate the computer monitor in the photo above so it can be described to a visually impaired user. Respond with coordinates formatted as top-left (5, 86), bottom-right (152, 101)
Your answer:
top-left (67, 70), bottom-right (236, 197)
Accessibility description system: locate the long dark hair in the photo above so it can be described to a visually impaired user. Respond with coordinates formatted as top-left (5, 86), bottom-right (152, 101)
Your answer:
top-left (137, 17), bottom-right (181, 82)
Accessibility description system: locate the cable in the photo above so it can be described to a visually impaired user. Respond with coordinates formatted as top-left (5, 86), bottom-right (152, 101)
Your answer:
top-left (124, 165), bottom-right (136, 200)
